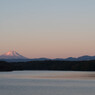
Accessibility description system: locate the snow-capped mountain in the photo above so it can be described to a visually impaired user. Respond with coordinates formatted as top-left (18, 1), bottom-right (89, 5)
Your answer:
top-left (0, 51), bottom-right (28, 59)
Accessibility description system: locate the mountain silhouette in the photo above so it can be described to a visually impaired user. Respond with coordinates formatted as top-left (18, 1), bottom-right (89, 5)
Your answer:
top-left (0, 51), bottom-right (95, 62)
top-left (55, 55), bottom-right (95, 61)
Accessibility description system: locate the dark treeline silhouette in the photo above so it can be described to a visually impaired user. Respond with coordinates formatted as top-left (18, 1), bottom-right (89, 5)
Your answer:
top-left (0, 60), bottom-right (95, 71)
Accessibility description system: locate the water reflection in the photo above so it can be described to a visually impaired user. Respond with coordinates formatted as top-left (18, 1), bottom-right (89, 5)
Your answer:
top-left (0, 71), bottom-right (95, 80)
top-left (0, 71), bottom-right (95, 95)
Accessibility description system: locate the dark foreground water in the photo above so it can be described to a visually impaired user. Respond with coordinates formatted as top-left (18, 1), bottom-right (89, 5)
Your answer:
top-left (0, 71), bottom-right (95, 95)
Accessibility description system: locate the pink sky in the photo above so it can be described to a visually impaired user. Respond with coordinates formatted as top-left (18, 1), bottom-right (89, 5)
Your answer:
top-left (0, 0), bottom-right (95, 58)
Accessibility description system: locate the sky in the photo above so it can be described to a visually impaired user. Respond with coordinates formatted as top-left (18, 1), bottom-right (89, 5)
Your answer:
top-left (0, 0), bottom-right (95, 58)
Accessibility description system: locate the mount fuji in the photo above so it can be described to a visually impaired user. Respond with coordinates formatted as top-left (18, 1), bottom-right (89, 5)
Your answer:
top-left (0, 51), bottom-right (28, 59)
top-left (0, 51), bottom-right (29, 62)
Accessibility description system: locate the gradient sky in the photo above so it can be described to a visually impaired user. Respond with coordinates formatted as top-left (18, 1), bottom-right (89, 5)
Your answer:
top-left (0, 0), bottom-right (95, 58)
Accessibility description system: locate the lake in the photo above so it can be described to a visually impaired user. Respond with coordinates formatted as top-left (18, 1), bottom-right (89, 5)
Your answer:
top-left (0, 71), bottom-right (95, 95)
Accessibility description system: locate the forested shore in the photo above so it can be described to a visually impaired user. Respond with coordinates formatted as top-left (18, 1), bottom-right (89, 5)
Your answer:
top-left (0, 60), bottom-right (95, 71)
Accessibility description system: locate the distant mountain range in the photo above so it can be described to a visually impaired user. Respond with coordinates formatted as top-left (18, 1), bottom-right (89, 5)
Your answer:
top-left (0, 51), bottom-right (95, 62)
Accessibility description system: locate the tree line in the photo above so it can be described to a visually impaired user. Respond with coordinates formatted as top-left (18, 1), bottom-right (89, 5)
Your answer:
top-left (0, 60), bottom-right (95, 71)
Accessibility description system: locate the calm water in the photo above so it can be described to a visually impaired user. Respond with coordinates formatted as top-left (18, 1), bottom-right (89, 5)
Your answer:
top-left (0, 71), bottom-right (95, 95)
